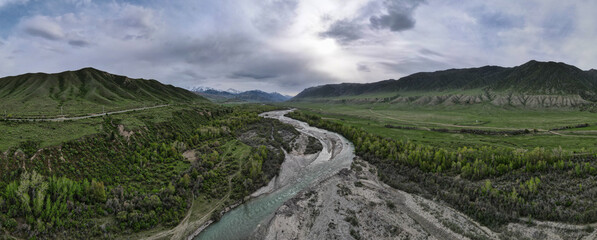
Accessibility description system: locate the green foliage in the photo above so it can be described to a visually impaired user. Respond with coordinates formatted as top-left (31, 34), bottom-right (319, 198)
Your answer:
top-left (304, 136), bottom-right (323, 154)
top-left (481, 180), bottom-right (493, 195)
top-left (0, 104), bottom-right (293, 239)
top-left (288, 110), bottom-right (597, 226)
top-left (3, 217), bottom-right (17, 230)
top-left (90, 180), bottom-right (106, 203)
top-left (289, 111), bottom-right (575, 180)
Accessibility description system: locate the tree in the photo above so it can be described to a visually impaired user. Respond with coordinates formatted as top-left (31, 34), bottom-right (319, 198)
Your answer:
top-left (90, 180), bottom-right (107, 203)
top-left (179, 174), bottom-right (191, 188)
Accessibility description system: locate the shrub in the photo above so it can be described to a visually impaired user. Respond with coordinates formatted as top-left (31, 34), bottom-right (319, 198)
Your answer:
top-left (90, 180), bottom-right (107, 203)
top-left (4, 218), bottom-right (17, 230)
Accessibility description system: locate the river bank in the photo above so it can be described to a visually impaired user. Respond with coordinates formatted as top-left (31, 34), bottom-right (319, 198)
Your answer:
top-left (250, 156), bottom-right (597, 240)
top-left (190, 109), bottom-right (355, 239)
top-left (187, 109), bottom-right (597, 240)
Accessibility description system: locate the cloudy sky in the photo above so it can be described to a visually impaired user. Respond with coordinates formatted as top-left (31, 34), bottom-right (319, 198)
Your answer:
top-left (0, 0), bottom-right (596, 95)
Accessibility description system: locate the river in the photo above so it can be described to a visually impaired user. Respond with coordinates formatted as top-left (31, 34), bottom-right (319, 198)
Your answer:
top-left (193, 109), bottom-right (355, 240)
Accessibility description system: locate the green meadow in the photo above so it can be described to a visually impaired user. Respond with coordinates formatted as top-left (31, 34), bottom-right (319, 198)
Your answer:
top-left (285, 102), bottom-right (597, 152)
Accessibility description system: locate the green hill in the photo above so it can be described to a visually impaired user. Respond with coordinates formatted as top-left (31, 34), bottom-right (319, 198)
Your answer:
top-left (293, 60), bottom-right (597, 106)
top-left (0, 68), bottom-right (206, 117)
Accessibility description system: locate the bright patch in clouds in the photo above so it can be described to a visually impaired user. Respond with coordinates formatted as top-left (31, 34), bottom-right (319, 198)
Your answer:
top-left (0, 0), bottom-right (596, 95)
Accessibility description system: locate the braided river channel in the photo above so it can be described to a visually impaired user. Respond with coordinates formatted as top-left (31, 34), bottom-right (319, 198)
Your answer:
top-left (193, 109), bottom-right (355, 240)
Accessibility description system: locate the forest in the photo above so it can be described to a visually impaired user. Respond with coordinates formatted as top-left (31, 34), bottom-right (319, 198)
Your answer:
top-left (287, 111), bottom-right (597, 227)
top-left (0, 104), bottom-right (297, 239)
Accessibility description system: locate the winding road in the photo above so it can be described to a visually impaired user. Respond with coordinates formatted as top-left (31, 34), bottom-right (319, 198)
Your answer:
top-left (4, 104), bottom-right (169, 122)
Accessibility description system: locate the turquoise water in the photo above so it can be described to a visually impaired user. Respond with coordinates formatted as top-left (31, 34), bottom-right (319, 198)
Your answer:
top-left (194, 110), bottom-right (354, 240)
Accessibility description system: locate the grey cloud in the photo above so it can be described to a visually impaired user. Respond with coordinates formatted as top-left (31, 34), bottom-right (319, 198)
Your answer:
top-left (68, 39), bottom-right (89, 47)
top-left (418, 48), bottom-right (443, 57)
top-left (63, 0), bottom-right (91, 7)
top-left (252, 0), bottom-right (298, 34)
top-left (379, 56), bottom-right (451, 75)
top-left (135, 33), bottom-right (258, 67)
top-left (25, 27), bottom-right (62, 40)
top-left (542, 6), bottom-right (576, 41)
top-left (229, 52), bottom-right (309, 81)
top-left (370, 0), bottom-right (425, 32)
top-left (21, 16), bottom-right (64, 40)
top-left (0, 0), bottom-right (28, 8)
top-left (180, 69), bottom-right (205, 80)
top-left (226, 50), bottom-right (336, 90)
top-left (178, 35), bottom-right (256, 65)
top-left (109, 4), bottom-right (158, 40)
top-left (478, 12), bottom-right (523, 30)
top-left (319, 19), bottom-right (364, 44)
top-left (20, 15), bottom-right (92, 46)
top-left (230, 72), bottom-right (277, 80)
top-left (135, 31), bottom-right (334, 93)
top-left (357, 63), bottom-right (371, 72)
top-left (470, 5), bottom-right (524, 30)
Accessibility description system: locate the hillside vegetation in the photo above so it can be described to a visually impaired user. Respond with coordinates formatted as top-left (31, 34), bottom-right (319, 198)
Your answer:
top-left (0, 104), bottom-right (298, 239)
top-left (0, 68), bottom-right (301, 239)
top-left (0, 68), bottom-right (206, 117)
top-left (293, 60), bottom-right (597, 108)
top-left (285, 71), bottom-right (597, 231)
top-left (288, 110), bottom-right (597, 229)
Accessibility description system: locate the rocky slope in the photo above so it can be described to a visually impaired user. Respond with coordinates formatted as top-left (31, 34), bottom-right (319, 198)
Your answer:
top-left (301, 93), bottom-right (590, 108)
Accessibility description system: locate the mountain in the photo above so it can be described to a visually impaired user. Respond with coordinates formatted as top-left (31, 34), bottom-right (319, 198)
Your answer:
top-left (236, 90), bottom-right (291, 102)
top-left (0, 67), bottom-right (206, 116)
top-left (193, 88), bottom-right (292, 103)
top-left (293, 60), bottom-right (597, 106)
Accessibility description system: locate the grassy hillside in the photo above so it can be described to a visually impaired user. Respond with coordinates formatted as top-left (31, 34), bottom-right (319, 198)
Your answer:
top-left (293, 60), bottom-right (597, 104)
top-left (0, 103), bottom-right (295, 239)
top-left (0, 68), bottom-right (206, 117)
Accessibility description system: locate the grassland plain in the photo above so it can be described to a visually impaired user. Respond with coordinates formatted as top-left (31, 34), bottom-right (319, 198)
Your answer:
top-left (0, 102), bottom-right (301, 239)
top-left (284, 101), bottom-right (597, 233)
top-left (286, 102), bottom-right (597, 152)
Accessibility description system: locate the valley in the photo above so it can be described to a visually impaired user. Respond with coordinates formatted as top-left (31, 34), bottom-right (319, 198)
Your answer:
top-left (194, 109), bottom-right (353, 240)
top-left (3, 1), bottom-right (597, 239)
top-left (3, 61), bottom-right (597, 240)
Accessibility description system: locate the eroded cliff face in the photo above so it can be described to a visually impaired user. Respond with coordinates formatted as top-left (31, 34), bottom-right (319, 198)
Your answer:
top-left (305, 94), bottom-right (591, 108)
top-left (252, 159), bottom-right (596, 240)
top-left (391, 94), bottom-right (591, 107)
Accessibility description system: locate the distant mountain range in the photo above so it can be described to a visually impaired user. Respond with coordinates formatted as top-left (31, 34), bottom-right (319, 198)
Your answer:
top-left (192, 87), bottom-right (292, 103)
top-left (292, 60), bottom-right (597, 108)
top-left (0, 68), bottom-right (205, 116)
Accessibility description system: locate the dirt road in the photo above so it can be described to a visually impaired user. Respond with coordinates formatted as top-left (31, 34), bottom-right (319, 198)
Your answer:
top-left (5, 105), bottom-right (170, 122)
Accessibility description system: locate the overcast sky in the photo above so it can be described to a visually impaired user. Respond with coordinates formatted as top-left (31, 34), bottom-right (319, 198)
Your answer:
top-left (0, 0), bottom-right (596, 95)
